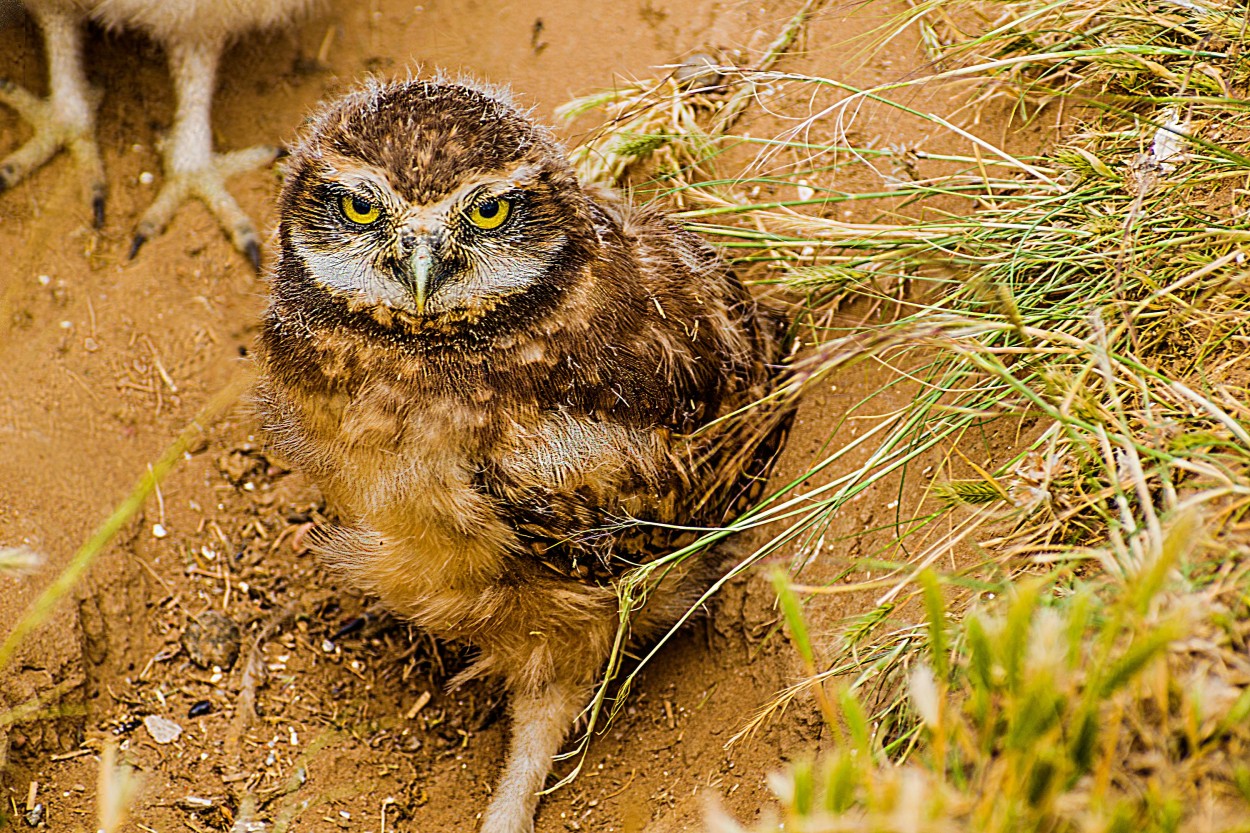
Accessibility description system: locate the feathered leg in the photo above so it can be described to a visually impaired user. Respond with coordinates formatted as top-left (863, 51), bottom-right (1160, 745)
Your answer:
top-left (0, 5), bottom-right (105, 226)
top-left (480, 679), bottom-right (583, 833)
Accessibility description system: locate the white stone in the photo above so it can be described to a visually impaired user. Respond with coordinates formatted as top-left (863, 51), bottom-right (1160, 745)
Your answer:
top-left (144, 714), bottom-right (183, 744)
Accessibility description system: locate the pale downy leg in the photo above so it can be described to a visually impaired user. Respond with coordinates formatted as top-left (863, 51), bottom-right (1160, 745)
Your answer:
top-left (480, 680), bottom-right (583, 833)
top-left (129, 36), bottom-right (278, 271)
top-left (0, 6), bottom-right (105, 226)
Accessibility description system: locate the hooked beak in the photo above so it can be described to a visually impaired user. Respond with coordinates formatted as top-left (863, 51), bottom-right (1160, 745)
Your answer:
top-left (410, 239), bottom-right (433, 315)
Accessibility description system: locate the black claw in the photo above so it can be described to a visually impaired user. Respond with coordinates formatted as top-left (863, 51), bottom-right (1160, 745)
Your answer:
top-left (243, 240), bottom-right (262, 274)
top-left (128, 233), bottom-right (147, 260)
top-left (91, 193), bottom-right (105, 229)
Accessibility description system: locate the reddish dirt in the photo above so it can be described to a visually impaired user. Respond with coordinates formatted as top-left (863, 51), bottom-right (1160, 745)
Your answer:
top-left (0, 1), bottom-right (1025, 831)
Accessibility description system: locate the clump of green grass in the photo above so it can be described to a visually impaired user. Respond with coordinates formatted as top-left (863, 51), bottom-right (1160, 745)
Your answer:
top-left (714, 528), bottom-right (1250, 832)
top-left (683, 0), bottom-right (1250, 827)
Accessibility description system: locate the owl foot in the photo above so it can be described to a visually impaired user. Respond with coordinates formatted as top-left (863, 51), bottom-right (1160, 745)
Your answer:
top-left (129, 144), bottom-right (279, 272)
top-left (0, 77), bottom-right (105, 227)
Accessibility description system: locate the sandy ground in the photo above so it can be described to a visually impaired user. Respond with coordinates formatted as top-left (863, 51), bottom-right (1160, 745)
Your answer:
top-left (0, 0), bottom-right (1027, 830)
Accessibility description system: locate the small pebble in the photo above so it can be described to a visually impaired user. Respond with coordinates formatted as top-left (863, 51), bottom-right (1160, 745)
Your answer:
top-left (144, 714), bottom-right (183, 744)
top-left (114, 717), bottom-right (142, 735)
top-left (23, 803), bottom-right (43, 827)
top-left (152, 523), bottom-right (168, 539)
top-left (673, 52), bottom-right (722, 89)
top-left (182, 611), bottom-right (241, 670)
top-left (188, 700), bottom-right (212, 718)
top-left (138, 171), bottom-right (155, 185)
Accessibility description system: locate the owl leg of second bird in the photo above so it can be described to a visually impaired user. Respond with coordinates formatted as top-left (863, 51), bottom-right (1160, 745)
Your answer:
top-left (129, 38), bottom-right (278, 272)
top-left (0, 8), bottom-right (105, 226)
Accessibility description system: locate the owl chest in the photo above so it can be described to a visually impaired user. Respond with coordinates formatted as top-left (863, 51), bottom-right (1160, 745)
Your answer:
top-left (320, 391), bottom-right (485, 501)
top-left (283, 379), bottom-right (517, 591)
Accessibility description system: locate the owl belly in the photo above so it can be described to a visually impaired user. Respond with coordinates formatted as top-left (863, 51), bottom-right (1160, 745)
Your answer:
top-left (87, 0), bottom-right (313, 41)
top-left (358, 471), bottom-right (516, 613)
top-left (318, 442), bottom-right (616, 663)
top-left (282, 385), bottom-right (521, 628)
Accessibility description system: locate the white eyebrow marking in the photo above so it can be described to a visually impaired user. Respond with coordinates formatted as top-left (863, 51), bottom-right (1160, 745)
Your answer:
top-left (330, 159), bottom-right (540, 201)
top-left (323, 167), bottom-right (396, 201)
top-left (427, 161), bottom-right (544, 212)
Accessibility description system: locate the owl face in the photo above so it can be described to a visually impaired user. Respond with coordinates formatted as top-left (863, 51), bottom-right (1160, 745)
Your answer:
top-left (279, 79), bottom-right (594, 322)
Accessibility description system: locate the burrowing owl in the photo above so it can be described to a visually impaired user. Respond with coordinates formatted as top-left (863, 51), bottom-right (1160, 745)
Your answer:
top-left (0, 0), bottom-right (313, 269)
top-left (257, 77), bottom-right (792, 833)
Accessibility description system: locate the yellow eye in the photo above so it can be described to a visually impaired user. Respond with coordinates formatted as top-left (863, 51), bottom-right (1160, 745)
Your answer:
top-left (466, 196), bottom-right (512, 230)
top-left (340, 194), bottom-right (381, 225)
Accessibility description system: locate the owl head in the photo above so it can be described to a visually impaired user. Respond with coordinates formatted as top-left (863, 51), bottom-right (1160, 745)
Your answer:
top-left (277, 77), bottom-right (597, 326)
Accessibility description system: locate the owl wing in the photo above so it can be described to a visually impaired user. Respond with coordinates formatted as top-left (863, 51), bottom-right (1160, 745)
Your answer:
top-left (478, 306), bottom-right (795, 586)
top-left (685, 301), bottom-right (796, 525)
top-left (475, 412), bottom-right (693, 584)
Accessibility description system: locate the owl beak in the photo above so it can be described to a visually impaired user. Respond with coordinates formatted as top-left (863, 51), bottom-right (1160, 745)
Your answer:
top-left (409, 239), bottom-right (434, 315)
